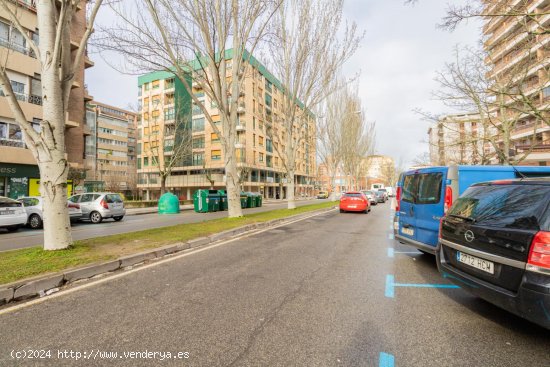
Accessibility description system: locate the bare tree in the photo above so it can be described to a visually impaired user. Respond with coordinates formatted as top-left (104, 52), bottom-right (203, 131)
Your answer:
top-left (266, 0), bottom-right (363, 209)
top-left (317, 79), bottom-right (346, 199)
top-left (98, 0), bottom-right (281, 218)
top-left (147, 108), bottom-right (193, 194)
top-left (0, 0), bottom-right (102, 250)
top-left (340, 92), bottom-right (376, 191)
top-left (430, 45), bottom-right (549, 165)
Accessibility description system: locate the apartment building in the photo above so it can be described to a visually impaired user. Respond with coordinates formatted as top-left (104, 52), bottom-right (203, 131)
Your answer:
top-left (137, 51), bottom-right (316, 200)
top-left (0, 0), bottom-right (93, 198)
top-left (483, 0), bottom-right (550, 165)
top-left (84, 101), bottom-right (138, 195)
top-left (428, 113), bottom-right (486, 165)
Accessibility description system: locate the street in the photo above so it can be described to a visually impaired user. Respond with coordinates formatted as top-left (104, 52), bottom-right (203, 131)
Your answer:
top-left (0, 203), bottom-right (548, 366)
top-left (0, 199), bottom-right (324, 251)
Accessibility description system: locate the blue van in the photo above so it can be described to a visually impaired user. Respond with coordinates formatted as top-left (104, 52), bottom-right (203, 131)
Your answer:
top-left (395, 165), bottom-right (550, 254)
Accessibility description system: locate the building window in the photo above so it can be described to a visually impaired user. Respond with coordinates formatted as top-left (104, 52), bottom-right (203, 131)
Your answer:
top-left (144, 83), bottom-right (149, 91)
top-left (152, 80), bottom-right (160, 89)
top-left (543, 86), bottom-right (550, 99)
top-left (143, 157), bottom-right (149, 166)
top-left (193, 153), bottom-right (204, 166)
top-left (165, 78), bottom-right (175, 89)
top-left (211, 133), bottom-right (220, 142)
top-left (151, 110), bottom-right (160, 121)
top-left (164, 108), bottom-right (175, 120)
top-left (211, 149), bottom-right (221, 160)
top-left (259, 152), bottom-right (264, 162)
top-left (259, 136), bottom-right (264, 146)
top-left (193, 103), bottom-right (203, 115)
top-left (192, 118), bottom-right (205, 132)
top-left (192, 136), bottom-right (205, 149)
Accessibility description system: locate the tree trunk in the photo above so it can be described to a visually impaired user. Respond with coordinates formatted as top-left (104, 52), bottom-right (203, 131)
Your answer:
top-left (287, 170), bottom-right (296, 209)
top-left (38, 1), bottom-right (72, 250)
top-left (160, 174), bottom-right (167, 194)
top-left (226, 156), bottom-right (243, 217)
top-left (39, 155), bottom-right (72, 250)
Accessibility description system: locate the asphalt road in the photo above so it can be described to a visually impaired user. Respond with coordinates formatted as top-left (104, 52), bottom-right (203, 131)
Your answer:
top-left (0, 203), bottom-right (548, 366)
top-left (0, 199), bottom-right (324, 251)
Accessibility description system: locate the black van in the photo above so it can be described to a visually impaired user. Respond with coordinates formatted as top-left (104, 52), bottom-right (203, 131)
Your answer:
top-left (437, 178), bottom-right (550, 329)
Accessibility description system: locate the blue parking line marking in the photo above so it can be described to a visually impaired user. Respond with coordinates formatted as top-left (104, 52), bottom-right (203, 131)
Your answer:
top-left (395, 283), bottom-right (460, 289)
top-left (379, 352), bottom-right (395, 367)
top-left (387, 248), bottom-right (394, 258)
top-left (385, 275), bottom-right (395, 298)
top-left (385, 274), bottom-right (460, 298)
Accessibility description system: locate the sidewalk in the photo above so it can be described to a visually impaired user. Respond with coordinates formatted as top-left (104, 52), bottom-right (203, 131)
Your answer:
top-left (125, 197), bottom-right (318, 216)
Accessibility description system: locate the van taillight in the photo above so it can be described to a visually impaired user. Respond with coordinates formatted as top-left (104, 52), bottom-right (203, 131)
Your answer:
top-left (100, 199), bottom-right (109, 209)
top-left (396, 187), bottom-right (402, 212)
top-left (528, 231), bottom-right (550, 269)
top-left (444, 186), bottom-right (453, 213)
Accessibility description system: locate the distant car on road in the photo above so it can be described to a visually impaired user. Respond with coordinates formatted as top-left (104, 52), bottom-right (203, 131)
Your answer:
top-left (0, 196), bottom-right (27, 232)
top-left (377, 188), bottom-right (389, 201)
top-left (361, 190), bottom-right (377, 205)
top-left (68, 193), bottom-right (125, 224)
top-left (438, 178), bottom-right (550, 330)
top-left (339, 192), bottom-right (370, 214)
top-left (374, 190), bottom-right (386, 203)
top-left (17, 196), bottom-right (82, 229)
top-left (317, 191), bottom-right (329, 199)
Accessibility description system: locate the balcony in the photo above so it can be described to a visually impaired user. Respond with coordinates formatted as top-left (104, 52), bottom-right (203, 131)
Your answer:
top-left (0, 90), bottom-right (42, 105)
top-left (236, 124), bottom-right (246, 132)
top-left (235, 141), bottom-right (245, 149)
top-left (84, 55), bottom-right (94, 69)
top-left (0, 37), bottom-right (35, 58)
top-left (237, 102), bottom-right (245, 115)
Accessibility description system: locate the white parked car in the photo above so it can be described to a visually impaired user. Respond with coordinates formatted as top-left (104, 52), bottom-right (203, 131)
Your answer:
top-left (17, 196), bottom-right (83, 229)
top-left (0, 196), bottom-right (27, 232)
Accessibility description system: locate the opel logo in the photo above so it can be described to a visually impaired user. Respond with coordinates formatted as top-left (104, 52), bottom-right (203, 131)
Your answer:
top-left (464, 230), bottom-right (475, 243)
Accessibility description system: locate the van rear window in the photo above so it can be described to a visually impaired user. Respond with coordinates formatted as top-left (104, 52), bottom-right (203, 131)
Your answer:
top-left (402, 175), bottom-right (416, 203)
top-left (449, 185), bottom-right (550, 230)
top-left (417, 173), bottom-right (442, 204)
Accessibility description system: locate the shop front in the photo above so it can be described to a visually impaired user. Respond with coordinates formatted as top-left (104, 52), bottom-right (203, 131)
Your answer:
top-left (0, 163), bottom-right (73, 199)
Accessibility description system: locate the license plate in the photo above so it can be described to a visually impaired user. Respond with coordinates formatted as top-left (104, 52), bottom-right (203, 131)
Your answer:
top-left (457, 251), bottom-right (494, 274)
top-left (348, 205), bottom-right (357, 208)
top-left (401, 227), bottom-right (414, 236)
top-left (0, 210), bottom-right (15, 215)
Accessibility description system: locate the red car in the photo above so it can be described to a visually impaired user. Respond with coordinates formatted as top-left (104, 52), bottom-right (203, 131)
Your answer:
top-left (339, 192), bottom-right (370, 214)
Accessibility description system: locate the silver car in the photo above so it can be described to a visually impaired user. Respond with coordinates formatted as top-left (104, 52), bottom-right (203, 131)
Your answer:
top-left (68, 193), bottom-right (125, 224)
top-left (0, 196), bottom-right (27, 232)
top-left (17, 196), bottom-right (82, 229)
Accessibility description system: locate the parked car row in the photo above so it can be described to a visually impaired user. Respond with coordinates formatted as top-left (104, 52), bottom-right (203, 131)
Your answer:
top-left (0, 192), bottom-right (125, 233)
top-left (339, 188), bottom-right (391, 214)
top-left (394, 165), bottom-right (550, 330)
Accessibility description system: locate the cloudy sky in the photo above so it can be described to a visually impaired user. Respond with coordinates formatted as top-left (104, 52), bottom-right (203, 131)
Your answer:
top-left (86, 0), bottom-right (482, 168)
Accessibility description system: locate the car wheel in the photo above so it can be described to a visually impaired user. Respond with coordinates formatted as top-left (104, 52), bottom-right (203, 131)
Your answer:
top-left (113, 216), bottom-right (124, 222)
top-left (29, 214), bottom-right (43, 229)
top-left (364, 209), bottom-right (368, 214)
top-left (340, 209), bottom-right (344, 213)
top-left (90, 211), bottom-right (103, 224)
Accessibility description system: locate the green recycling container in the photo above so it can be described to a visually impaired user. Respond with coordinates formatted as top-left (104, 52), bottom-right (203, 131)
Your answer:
top-left (158, 192), bottom-right (180, 214)
top-left (240, 192), bottom-right (248, 209)
top-left (254, 193), bottom-right (262, 207)
top-left (193, 190), bottom-right (209, 213)
top-left (246, 192), bottom-right (256, 208)
top-left (217, 190), bottom-right (228, 211)
top-left (207, 190), bottom-right (221, 212)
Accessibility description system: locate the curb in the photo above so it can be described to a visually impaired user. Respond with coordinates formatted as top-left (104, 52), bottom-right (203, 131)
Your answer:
top-left (0, 206), bottom-right (336, 306)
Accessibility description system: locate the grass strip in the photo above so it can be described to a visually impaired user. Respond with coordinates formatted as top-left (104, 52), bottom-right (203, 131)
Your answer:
top-left (0, 201), bottom-right (336, 285)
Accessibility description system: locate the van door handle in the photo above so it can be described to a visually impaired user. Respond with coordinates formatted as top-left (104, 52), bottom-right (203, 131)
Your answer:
top-left (409, 206), bottom-right (414, 216)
